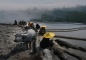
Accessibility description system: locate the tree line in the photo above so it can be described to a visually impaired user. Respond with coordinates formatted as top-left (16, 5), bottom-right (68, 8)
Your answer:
top-left (30, 6), bottom-right (86, 23)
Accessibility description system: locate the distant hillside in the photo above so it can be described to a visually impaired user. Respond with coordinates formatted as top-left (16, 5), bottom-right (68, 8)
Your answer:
top-left (31, 5), bottom-right (86, 23)
top-left (0, 5), bottom-right (86, 23)
top-left (0, 8), bottom-right (50, 23)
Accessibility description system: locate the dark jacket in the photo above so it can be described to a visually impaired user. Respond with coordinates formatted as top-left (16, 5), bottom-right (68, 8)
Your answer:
top-left (40, 38), bottom-right (53, 49)
top-left (36, 24), bottom-right (40, 29)
top-left (39, 28), bottom-right (46, 35)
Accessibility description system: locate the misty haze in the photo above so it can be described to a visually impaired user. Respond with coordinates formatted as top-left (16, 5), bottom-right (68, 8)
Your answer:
top-left (0, 0), bottom-right (86, 23)
top-left (0, 9), bottom-right (48, 23)
top-left (0, 0), bottom-right (86, 60)
top-left (0, 5), bottom-right (86, 23)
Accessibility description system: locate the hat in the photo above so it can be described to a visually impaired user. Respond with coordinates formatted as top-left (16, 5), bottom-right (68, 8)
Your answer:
top-left (41, 25), bottom-right (46, 28)
top-left (30, 22), bottom-right (33, 24)
top-left (43, 32), bottom-right (55, 38)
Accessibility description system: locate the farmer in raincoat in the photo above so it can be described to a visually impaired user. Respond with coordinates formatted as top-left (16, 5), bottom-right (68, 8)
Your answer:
top-left (38, 25), bottom-right (46, 35)
top-left (40, 32), bottom-right (55, 49)
top-left (36, 24), bottom-right (40, 30)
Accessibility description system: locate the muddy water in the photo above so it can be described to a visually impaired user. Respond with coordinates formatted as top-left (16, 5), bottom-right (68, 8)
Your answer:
top-left (39, 22), bottom-right (86, 39)
top-left (39, 22), bottom-right (86, 47)
top-left (38, 22), bottom-right (86, 29)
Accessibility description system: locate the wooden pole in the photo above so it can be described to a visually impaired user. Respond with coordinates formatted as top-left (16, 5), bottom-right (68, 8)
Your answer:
top-left (55, 39), bottom-right (86, 52)
top-left (64, 49), bottom-right (84, 60)
top-left (51, 40), bottom-right (85, 60)
top-left (55, 35), bottom-right (86, 41)
top-left (52, 45), bottom-right (68, 60)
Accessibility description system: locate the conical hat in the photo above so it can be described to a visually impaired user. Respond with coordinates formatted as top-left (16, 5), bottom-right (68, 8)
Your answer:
top-left (41, 25), bottom-right (46, 28)
top-left (43, 32), bottom-right (55, 38)
top-left (30, 22), bottom-right (33, 24)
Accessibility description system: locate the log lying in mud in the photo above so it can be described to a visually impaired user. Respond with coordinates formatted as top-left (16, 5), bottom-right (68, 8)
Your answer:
top-left (34, 35), bottom-right (86, 60)
top-left (46, 29), bottom-right (78, 32)
top-left (46, 27), bottom-right (86, 32)
top-left (47, 30), bottom-right (75, 32)
top-left (64, 49), bottom-right (84, 60)
top-left (52, 45), bottom-right (68, 60)
top-left (46, 27), bottom-right (86, 31)
top-left (55, 39), bottom-right (86, 52)
top-left (55, 35), bottom-right (86, 41)
top-left (51, 40), bottom-right (85, 60)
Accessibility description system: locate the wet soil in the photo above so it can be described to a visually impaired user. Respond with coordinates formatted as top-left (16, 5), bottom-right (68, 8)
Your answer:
top-left (0, 25), bottom-right (86, 60)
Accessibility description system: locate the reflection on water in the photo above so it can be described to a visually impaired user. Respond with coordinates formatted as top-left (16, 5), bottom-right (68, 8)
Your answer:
top-left (55, 30), bottom-right (86, 38)
top-left (39, 22), bottom-right (86, 38)
top-left (38, 22), bottom-right (86, 29)
top-left (38, 22), bottom-right (86, 46)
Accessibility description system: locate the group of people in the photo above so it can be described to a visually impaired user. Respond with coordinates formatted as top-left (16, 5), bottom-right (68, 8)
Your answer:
top-left (17, 21), bottom-right (56, 54)
top-left (25, 22), bottom-right (56, 50)
top-left (18, 20), bottom-right (27, 26)
top-left (23, 22), bottom-right (46, 35)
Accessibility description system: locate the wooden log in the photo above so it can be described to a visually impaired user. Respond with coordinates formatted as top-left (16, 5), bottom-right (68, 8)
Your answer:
top-left (47, 30), bottom-right (74, 32)
top-left (51, 41), bottom-right (68, 60)
top-left (46, 27), bottom-right (86, 31)
top-left (55, 39), bottom-right (86, 52)
top-left (51, 41), bottom-right (85, 60)
top-left (55, 35), bottom-right (86, 41)
top-left (52, 45), bottom-right (68, 60)
top-left (64, 49), bottom-right (84, 60)
top-left (46, 29), bottom-right (78, 31)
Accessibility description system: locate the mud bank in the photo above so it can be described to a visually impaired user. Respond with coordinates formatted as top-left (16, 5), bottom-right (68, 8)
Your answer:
top-left (0, 25), bottom-right (86, 60)
top-left (0, 25), bottom-right (39, 60)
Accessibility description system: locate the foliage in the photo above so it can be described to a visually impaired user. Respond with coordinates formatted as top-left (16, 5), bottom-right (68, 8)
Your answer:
top-left (31, 6), bottom-right (86, 23)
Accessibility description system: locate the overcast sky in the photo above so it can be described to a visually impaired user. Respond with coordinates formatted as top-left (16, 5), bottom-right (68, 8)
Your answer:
top-left (0, 0), bottom-right (86, 10)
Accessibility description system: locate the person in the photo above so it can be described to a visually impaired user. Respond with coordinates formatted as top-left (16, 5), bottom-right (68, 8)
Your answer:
top-left (18, 21), bottom-right (23, 27)
top-left (31, 22), bottom-right (34, 28)
top-left (38, 25), bottom-right (46, 35)
top-left (40, 32), bottom-right (55, 49)
top-left (36, 24), bottom-right (40, 30)
top-left (23, 22), bottom-right (30, 30)
top-left (28, 22), bottom-right (34, 28)
top-left (27, 22), bottom-right (31, 28)
top-left (14, 20), bottom-right (17, 25)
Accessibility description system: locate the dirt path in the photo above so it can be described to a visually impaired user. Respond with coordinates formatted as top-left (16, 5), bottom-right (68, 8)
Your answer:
top-left (0, 25), bottom-right (31, 60)
top-left (0, 25), bottom-right (53, 60)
